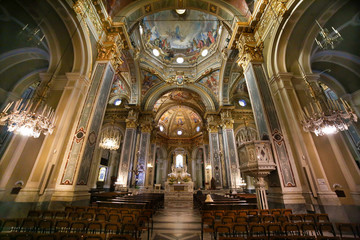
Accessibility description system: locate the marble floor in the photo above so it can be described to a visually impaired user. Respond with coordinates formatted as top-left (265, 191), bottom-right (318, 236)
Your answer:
top-left (145, 199), bottom-right (206, 240)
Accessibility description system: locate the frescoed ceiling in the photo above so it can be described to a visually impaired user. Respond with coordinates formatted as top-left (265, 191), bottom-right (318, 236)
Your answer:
top-left (142, 9), bottom-right (220, 63)
top-left (102, 0), bottom-right (136, 18)
top-left (158, 105), bottom-right (202, 138)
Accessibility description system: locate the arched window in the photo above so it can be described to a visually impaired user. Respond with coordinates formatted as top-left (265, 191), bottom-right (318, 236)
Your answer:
top-left (176, 154), bottom-right (183, 168)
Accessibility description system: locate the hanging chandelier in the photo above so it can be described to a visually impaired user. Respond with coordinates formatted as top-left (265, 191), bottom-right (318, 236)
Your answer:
top-left (315, 20), bottom-right (342, 50)
top-left (299, 66), bottom-right (357, 136)
top-left (239, 177), bottom-right (246, 187)
top-left (1, 94), bottom-right (55, 138)
top-left (99, 127), bottom-right (121, 150)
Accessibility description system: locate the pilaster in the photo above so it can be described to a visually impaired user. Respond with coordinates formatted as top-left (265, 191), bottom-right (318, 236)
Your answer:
top-left (116, 110), bottom-right (138, 187)
top-left (136, 114), bottom-right (153, 187)
top-left (53, 60), bottom-right (115, 202)
top-left (206, 114), bottom-right (223, 189)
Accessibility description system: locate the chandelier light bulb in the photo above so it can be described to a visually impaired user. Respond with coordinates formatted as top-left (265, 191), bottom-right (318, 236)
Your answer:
top-left (99, 127), bottom-right (120, 150)
top-left (1, 99), bottom-right (55, 138)
top-left (153, 49), bottom-right (160, 56)
top-left (321, 125), bottom-right (337, 135)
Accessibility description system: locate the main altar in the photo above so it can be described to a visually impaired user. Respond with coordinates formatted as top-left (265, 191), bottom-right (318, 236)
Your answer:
top-left (164, 156), bottom-right (194, 201)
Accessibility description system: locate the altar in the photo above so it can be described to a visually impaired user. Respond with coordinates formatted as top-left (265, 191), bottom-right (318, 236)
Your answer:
top-left (164, 182), bottom-right (194, 201)
top-left (164, 153), bottom-right (194, 201)
top-left (165, 182), bottom-right (194, 192)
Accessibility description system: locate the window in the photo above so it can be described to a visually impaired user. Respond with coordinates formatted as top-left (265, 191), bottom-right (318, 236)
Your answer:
top-left (98, 167), bottom-right (107, 181)
top-left (176, 154), bottom-right (183, 168)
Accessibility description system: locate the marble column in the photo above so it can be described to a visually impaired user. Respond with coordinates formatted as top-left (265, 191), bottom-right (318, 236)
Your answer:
top-left (206, 115), bottom-right (223, 189)
top-left (221, 109), bottom-right (241, 190)
top-left (116, 110), bottom-right (138, 187)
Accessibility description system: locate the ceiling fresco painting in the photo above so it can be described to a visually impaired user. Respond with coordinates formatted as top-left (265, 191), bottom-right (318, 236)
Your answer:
top-left (158, 106), bottom-right (202, 138)
top-left (153, 90), bottom-right (205, 112)
top-left (198, 70), bottom-right (220, 97)
top-left (142, 10), bottom-right (220, 62)
top-left (102, 0), bottom-right (135, 18)
top-left (169, 91), bottom-right (193, 102)
top-left (141, 70), bottom-right (162, 95)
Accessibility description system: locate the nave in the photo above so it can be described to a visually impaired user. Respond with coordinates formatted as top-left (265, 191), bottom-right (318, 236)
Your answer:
top-left (1, 191), bottom-right (359, 240)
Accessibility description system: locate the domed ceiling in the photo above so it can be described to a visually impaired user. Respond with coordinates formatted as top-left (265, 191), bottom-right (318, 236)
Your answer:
top-left (158, 105), bottom-right (202, 139)
top-left (141, 9), bottom-right (220, 63)
top-left (153, 90), bottom-right (205, 113)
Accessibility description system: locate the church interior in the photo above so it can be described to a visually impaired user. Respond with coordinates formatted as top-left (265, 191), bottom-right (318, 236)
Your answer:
top-left (0, 0), bottom-right (359, 239)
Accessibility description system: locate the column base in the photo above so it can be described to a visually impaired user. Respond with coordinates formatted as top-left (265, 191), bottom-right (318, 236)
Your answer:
top-left (268, 191), bottom-right (307, 213)
top-left (317, 191), bottom-right (350, 223)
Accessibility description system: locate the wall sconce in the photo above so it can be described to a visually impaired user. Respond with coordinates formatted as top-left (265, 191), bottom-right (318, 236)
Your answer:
top-left (206, 165), bottom-right (212, 170)
top-left (147, 163), bottom-right (153, 168)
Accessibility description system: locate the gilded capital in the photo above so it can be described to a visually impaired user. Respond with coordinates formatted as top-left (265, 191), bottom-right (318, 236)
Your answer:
top-left (97, 33), bottom-right (124, 69)
top-left (141, 124), bottom-right (153, 133)
top-left (125, 119), bottom-right (137, 128)
top-left (207, 125), bottom-right (218, 133)
top-left (125, 109), bottom-right (138, 128)
top-left (236, 33), bottom-right (264, 69)
top-left (220, 120), bottom-right (233, 129)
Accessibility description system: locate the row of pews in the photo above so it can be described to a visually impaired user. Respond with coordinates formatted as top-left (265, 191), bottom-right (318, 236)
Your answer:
top-left (194, 193), bottom-right (258, 210)
top-left (93, 193), bottom-right (164, 210)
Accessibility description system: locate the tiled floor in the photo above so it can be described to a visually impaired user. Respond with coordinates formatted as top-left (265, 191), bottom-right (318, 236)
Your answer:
top-left (148, 199), bottom-right (204, 240)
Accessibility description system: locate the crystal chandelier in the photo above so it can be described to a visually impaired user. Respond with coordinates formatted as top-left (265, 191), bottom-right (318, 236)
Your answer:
top-left (1, 96), bottom-right (55, 138)
top-left (315, 20), bottom-right (342, 50)
top-left (99, 127), bottom-right (121, 150)
top-left (239, 177), bottom-right (246, 187)
top-left (299, 66), bottom-right (358, 136)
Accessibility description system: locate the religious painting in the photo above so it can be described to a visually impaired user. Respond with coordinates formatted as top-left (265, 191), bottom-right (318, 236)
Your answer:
top-left (190, 112), bottom-right (200, 124)
top-left (141, 70), bottom-right (161, 95)
top-left (109, 75), bottom-right (129, 100)
top-left (142, 10), bottom-right (219, 61)
top-left (102, 0), bottom-right (135, 18)
top-left (176, 116), bottom-right (185, 126)
top-left (198, 70), bottom-right (220, 96)
top-left (159, 109), bottom-right (173, 124)
top-left (169, 91), bottom-right (193, 101)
